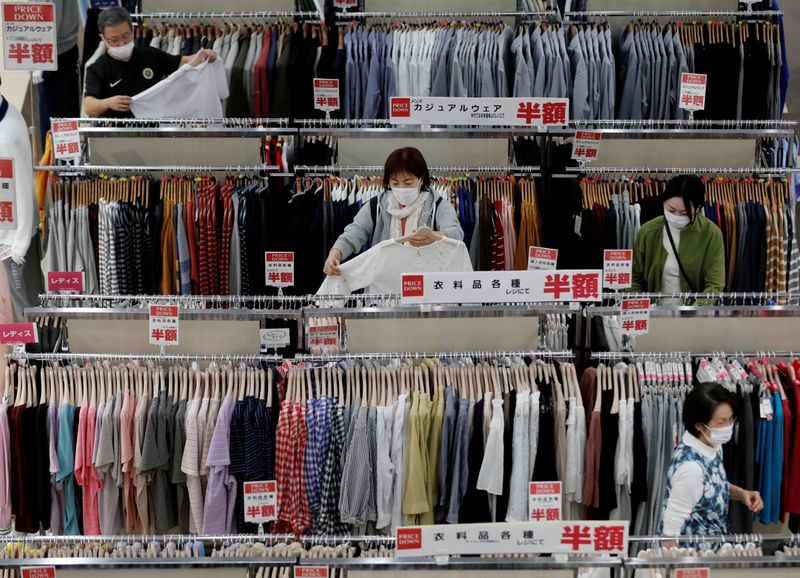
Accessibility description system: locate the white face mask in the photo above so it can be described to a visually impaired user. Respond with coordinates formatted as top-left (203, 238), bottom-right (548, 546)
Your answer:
top-left (664, 210), bottom-right (691, 230)
top-left (391, 184), bottom-right (421, 207)
top-left (703, 423), bottom-right (734, 445)
top-left (107, 40), bottom-right (134, 60)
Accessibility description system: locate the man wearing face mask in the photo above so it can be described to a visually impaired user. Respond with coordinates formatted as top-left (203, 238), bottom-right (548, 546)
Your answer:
top-left (659, 383), bottom-right (763, 538)
top-left (323, 147), bottom-right (464, 276)
top-left (84, 6), bottom-right (217, 118)
top-left (631, 175), bottom-right (725, 294)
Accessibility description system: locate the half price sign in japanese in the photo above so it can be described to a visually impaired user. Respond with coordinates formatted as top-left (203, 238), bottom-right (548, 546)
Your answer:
top-left (0, 322), bottom-right (38, 345)
top-left (603, 250), bottom-right (633, 290)
top-left (675, 570), bottom-right (710, 578)
top-left (265, 252), bottom-right (294, 288)
top-left (295, 568), bottom-right (329, 578)
top-left (313, 79), bottom-right (340, 113)
top-left (571, 131), bottom-right (602, 162)
top-left (0, 158), bottom-right (15, 230)
top-left (620, 298), bottom-right (651, 336)
top-left (396, 521), bottom-right (629, 557)
top-left (2, 3), bottom-right (57, 71)
top-left (21, 568), bottom-right (56, 578)
top-left (308, 323), bottom-right (339, 355)
top-left (47, 271), bottom-right (83, 293)
top-left (148, 304), bottom-right (179, 346)
top-left (390, 97), bottom-right (569, 128)
top-left (243, 480), bottom-right (277, 524)
top-left (51, 120), bottom-right (81, 162)
top-left (400, 270), bottom-right (603, 305)
top-left (679, 73), bottom-right (708, 112)
top-left (528, 246), bottom-right (558, 270)
top-left (529, 482), bottom-right (562, 522)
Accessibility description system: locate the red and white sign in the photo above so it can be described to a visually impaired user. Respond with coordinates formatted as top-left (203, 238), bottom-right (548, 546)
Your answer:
top-left (313, 78), bottom-right (340, 113)
top-left (603, 250), bottom-right (633, 290)
top-left (396, 521), bottom-right (628, 557)
top-left (295, 568), bottom-right (329, 578)
top-left (400, 270), bottom-right (603, 305)
top-left (529, 482), bottom-right (562, 522)
top-left (308, 323), bottom-right (339, 354)
top-left (21, 568), bottom-right (56, 578)
top-left (527, 246), bottom-right (558, 271)
top-left (0, 158), bottom-right (16, 230)
top-left (0, 244), bottom-right (11, 261)
top-left (571, 131), bottom-right (601, 162)
top-left (333, 0), bottom-right (357, 7)
top-left (675, 570), bottom-right (709, 578)
top-left (620, 298), bottom-right (651, 336)
top-left (47, 271), bottom-right (83, 293)
top-left (265, 252), bottom-right (294, 288)
top-left (2, 3), bottom-right (57, 71)
top-left (390, 97), bottom-right (569, 128)
top-left (0, 322), bottom-right (38, 345)
top-left (148, 304), bottom-right (179, 346)
top-left (679, 73), bottom-right (707, 112)
top-left (51, 120), bottom-right (81, 162)
top-left (243, 480), bottom-right (277, 524)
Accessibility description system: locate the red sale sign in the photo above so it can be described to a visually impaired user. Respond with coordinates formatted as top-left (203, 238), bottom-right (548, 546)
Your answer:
top-left (243, 480), bottom-right (277, 524)
top-left (21, 568), bottom-right (56, 578)
top-left (265, 252), bottom-right (294, 288)
top-left (572, 131), bottom-right (601, 162)
top-left (2, 3), bottom-right (57, 71)
top-left (679, 73), bottom-right (707, 112)
top-left (313, 78), bottom-right (340, 113)
top-left (603, 249), bottom-right (633, 290)
top-left (621, 298), bottom-right (651, 336)
top-left (0, 158), bottom-right (16, 230)
top-left (675, 570), bottom-right (709, 578)
top-left (148, 304), bottom-right (179, 346)
top-left (47, 271), bottom-right (83, 293)
top-left (0, 322), bottom-right (38, 344)
top-left (527, 246), bottom-right (558, 270)
top-left (51, 120), bottom-right (80, 162)
top-left (529, 481), bottom-right (562, 521)
top-left (389, 97), bottom-right (569, 127)
top-left (295, 568), bottom-right (329, 578)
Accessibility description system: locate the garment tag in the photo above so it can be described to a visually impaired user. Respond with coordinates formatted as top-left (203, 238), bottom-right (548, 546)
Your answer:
top-left (574, 214), bottom-right (583, 237)
top-left (760, 398), bottom-right (773, 419)
top-left (529, 482), bottom-right (562, 521)
top-left (0, 244), bottom-right (11, 261)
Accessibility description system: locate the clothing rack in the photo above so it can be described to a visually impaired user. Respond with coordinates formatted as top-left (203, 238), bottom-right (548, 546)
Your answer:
top-left (568, 166), bottom-right (798, 175)
top-left (0, 532), bottom-right (393, 544)
top-left (591, 351), bottom-right (799, 361)
top-left (295, 165), bottom-right (541, 175)
top-left (334, 11), bottom-right (551, 19)
top-left (36, 293), bottom-right (318, 307)
top-left (294, 350), bottom-right (575, 362)
top-left (566, 10), bottom-right (783, 18)
top-left (51, 117), bottom-right (292, 128)
top-left (6, 352), bottom-right (284, 363)
top-left (628, 534), bottom-right (800, 544)
top-left (34, 165), bottom-right (279, 173)
top-left (599, 292), bottom-right (800, 302)
top-left (131, 11), bottom-right (323, 21)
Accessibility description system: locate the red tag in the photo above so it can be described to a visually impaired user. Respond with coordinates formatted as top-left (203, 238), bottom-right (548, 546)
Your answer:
top-left (530, 482), bottom-right (561, 495)
top-left (396, 527), bottom-right (423, 550)
top-left (47, 271), bottom-right (83, 292)
top-left (21, 569), bottom-right (56, 578)
top-left (294, 568), bottom-right (329, 578)
top-left (391, 97), bottom-right (412, 118)
top-left (675, 569), bottom-right (709, 578)
top-left (0, 322), bottom-right (38, 344)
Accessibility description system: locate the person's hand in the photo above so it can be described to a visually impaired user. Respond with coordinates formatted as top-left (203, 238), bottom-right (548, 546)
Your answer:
top-left (190, 48), bottom-right (217, 66)
top-left (323, 249), bottom-right (342, 276)
top-left (739, 490), bottom-right (764, 513)
top-left (407, 230), bottom-right (444, 247)
top-left (104, 95), bottom-right (132, 112)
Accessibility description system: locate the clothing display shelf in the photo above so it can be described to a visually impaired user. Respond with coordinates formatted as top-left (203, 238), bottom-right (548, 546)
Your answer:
top-left (590, 350), bottom-right (800, 361)
top-left (333, 11), bottom-right (553, 20)
top-left (553, 119), bottom-right (797, 138)
top-left (569, 166), bottom-right (799, 175)
top-left (51, 117), bottom-right (295, 138)
top-left (585, 292), bottom-right (800, 318)
top-left (294, 350), bottom-right (575, 362)
top-left (304, 301), bottom-right (579, 319)
top-left (566, 10), bottom-right (784, 18)
top-left (131, 11), bottom-right (324, 22)
top-left (6, 352), bottom-right (284, 363)
top-left (295, 165), bottom-right (542, 176)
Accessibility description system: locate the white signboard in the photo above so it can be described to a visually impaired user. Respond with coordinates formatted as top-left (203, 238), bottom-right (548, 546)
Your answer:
top-left (529, 482), bottom-right (563, 521)
top-left (2, 2), bottom-right (57, 71)
top-left (620, 298), bottom-right (651, 336)
top-left (313, 79), bottom-right (340, 113)
top-left (148, 305), bottom-right (179, 346)
top-left (571, 131), bottom-right (601, 162)
top-left (390, 97), bottom-right (569, 128)
top-left (400, 271), bottom-right (603, 305)
top-left (260, 328), bottom-right (291, 349)
top-left (679, 73), bottom-right (708, 112)
top-left (265, 252), bottom-right (295, 288)
top-left (527, 246), bottom-right (558, 270)
top-left (243, 480), bottom-right (277, 524)
top-left (396, 521), bottom-right (629, 557)
top-left (52, 120), bottom-right (81, 162)
top-left (603, 250), bottom-right (633, 290)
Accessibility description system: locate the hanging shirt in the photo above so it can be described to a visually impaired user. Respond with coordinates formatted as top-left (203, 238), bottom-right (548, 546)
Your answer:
top-left (130, 59), bottom-right (229, 118)
top-left (318, 237), bottom-right (473, 295)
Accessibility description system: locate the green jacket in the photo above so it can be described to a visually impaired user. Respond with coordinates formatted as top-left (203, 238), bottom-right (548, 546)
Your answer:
top-left (631, 215), bottom-right (725, 293)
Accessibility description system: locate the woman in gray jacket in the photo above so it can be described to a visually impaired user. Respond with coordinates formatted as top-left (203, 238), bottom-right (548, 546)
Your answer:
top-left (323, 147), bottom-right (465, 276)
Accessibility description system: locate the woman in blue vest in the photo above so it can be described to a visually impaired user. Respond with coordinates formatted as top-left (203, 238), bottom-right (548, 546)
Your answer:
top-left (659, 383), bottom-right (763, 538)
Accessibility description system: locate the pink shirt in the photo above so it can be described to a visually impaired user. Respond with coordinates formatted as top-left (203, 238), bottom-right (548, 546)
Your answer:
top-left (74, 406), bottom-right (101, 535)
top-left (0, 400), bottom-right (10, 530)
top-left (120, 392), bottom-right (139, 532)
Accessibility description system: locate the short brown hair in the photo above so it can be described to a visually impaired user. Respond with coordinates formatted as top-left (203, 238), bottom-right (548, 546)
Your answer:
top-left (382, 147), bottom-right (431, 190)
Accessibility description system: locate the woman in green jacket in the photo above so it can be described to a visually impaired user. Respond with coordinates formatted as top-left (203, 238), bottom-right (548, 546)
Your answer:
top-left (632, 175), bottom-right (725, 294)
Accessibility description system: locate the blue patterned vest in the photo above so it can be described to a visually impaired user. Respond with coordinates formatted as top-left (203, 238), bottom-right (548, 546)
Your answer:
top-left (658, 440), bottom-right (729, 536)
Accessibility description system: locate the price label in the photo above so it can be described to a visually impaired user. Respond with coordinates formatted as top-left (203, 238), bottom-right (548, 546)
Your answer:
top-left (51, 120), bottom-right (80, 162)
top-left (295, 568), bottom-right (329, 578)
top-left (308, 324), bottom-right (339, 354)
top-left (333, 0), bottom-right (357, 7)
top-left (47, 271), bottom-right (83, 293)
top-left (0, 322), bottom-right (38, 344)
top-left (679, 73), bottom-right (708, 112)
top-left (260, 328), bottom-right (291, 349)
top-left (675, 570), bottom-right (709, 578)
top-left (571, 131), bottom-right (601, 162)
top-left (0, 158), bottom-right (16, 230)
top-left (0, 244), bottom-right (11, 261)
top-left (243, 480), bottom-right (277, 523)
top-left (265, 252), bottom-right (294, 288)
top-left (313, 78), bottom-right (340, 113)
top-left (527, 247), bottom-right (558, 270)
top-left (2, 3), bottom-right (57, 71)
top-left (21, 568), bottom-right (56, 578)
top-left (760, 398), bottom-right (773, 419)
top-left (620, 298), bottom-right (651, 336)
top-left (390, 97), bottom-right (569, 127)
top-left (529, 481), bottom-right (562, 521)
top-left (603, 250), bottom-right (632, 290)
top-left (148, 304), bottom-right (179, 346)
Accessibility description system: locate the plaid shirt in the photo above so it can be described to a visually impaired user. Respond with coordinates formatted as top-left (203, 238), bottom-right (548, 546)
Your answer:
top-left (274, 400), bottom-right (293, 528)
top-left (290, 402), bottom-right (311, 533)
top-left (317, 403), bottom-right (347, 534)
top-left (303, 399), bottom-right (320, 524)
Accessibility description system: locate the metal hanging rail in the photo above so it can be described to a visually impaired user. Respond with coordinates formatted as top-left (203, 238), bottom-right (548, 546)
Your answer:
top-left (294, 350), bottom-right (575, 363)
top-left (568, 166), bottom-right (797, 175)
top-left (51, 117), bottom-right (294, 138)
top-left (131, 11), bottom-right (322, 20)
top-left (0, 532), bottom-right (393, 544)
top-left (51, 117), bottom-right (292, 127)
top-left (36, 293), bottom-right (317, 306)
top-left (566, 9), bottom-right (783, 18)
top-left (334, 11), bottom-right (550, 19)
top-left (591, 351), bottom-right (799, 360)
top-left (7, 352), bottom-right (284, 363)
top-left (629, 533), bottom-right (799, 543)
top-left (304, 302), bottom-right (579, 319)
top-left (35, 165), bottom-right (279, 173)
top-left (295, 164), bottom-right (541, 174)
